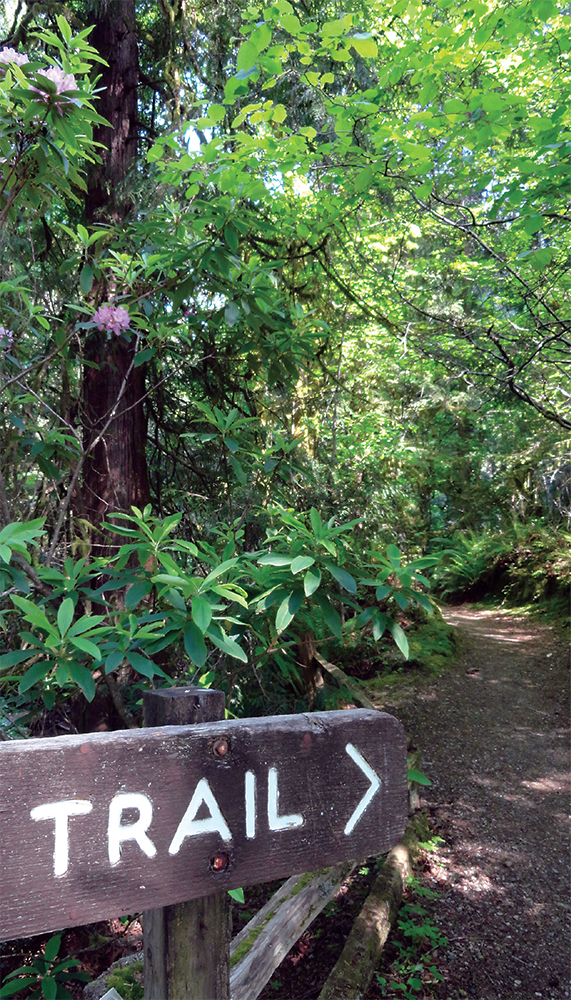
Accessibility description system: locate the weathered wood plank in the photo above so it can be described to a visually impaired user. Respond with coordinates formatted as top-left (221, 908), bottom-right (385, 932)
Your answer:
top-left (230, 861), bottom-right (356, 1000)
top-left (313, 652), bottom-right (377, 711)
top-left (0, 708), bottom-right (407, 941)
top-left (143, 688), bottom-right (230, 1000)
top-left (317, 820), bottom-right (419, 1000)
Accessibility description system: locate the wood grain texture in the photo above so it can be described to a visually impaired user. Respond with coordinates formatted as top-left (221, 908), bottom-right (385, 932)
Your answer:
top-left (0, 708), bottom-right (407, 941)
top-left (143, 688), bottom-right (230, 1000)
top-left (230, 861), bottom-right (356, 1000)
top-left (313, 651), bottom-right (377, 710)
top-left (317, 821), bottom-right (418, 1000)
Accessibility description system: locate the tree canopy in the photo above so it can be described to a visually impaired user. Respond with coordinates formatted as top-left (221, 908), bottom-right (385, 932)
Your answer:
top-left (0, 0), bottom-right (568, 731)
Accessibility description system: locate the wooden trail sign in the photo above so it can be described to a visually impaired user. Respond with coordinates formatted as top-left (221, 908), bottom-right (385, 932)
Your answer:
top-left (0, 708), bottom-right (407, 942)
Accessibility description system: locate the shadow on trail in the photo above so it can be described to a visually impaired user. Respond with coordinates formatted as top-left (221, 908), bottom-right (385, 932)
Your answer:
top-left (379, 605), bottom-right (570, 1000)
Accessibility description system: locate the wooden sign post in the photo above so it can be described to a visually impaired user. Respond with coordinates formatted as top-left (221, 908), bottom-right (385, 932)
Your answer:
top-left (0, 694), bottom-right (407, 997)
top-left (143, 688), bottom-right (231, 1000)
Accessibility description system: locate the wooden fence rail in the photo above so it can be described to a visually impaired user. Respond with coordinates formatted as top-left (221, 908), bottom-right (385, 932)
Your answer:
top-left (0, 685), bottom-right (412, 1000)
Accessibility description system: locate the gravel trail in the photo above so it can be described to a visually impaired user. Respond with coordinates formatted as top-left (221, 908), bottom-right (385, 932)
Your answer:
top-left (384, 606), bottom-right (570, 1000)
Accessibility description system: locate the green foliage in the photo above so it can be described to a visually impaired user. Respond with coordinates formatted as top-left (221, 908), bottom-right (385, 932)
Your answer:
top-left (0, 2), bottom-right (567, 734)
top-left (106, 962), bottom-right (144, 1000)
top-left (376, 876), bottom-right (447, 999)
top-left (0, 502), bottom-right (437, 718)
top-left (406, 611), bottom-right (458, 674)
top-left (228, 887), bottom-right (245, 903)
top-left (407, 766), bottom-right (431, 788)
top-left (431, 521), bottom-right (571, 608)
top-left (0, 934), bottom-right (89, 999)
top-left (0, 18), bottom-right (106, 222)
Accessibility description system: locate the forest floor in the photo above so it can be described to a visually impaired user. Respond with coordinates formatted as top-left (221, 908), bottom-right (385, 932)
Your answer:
top-left (369, 605), bottom-right (571, 1000)
top-left (258, 604), bottom-right (570, 1000)
top-left (3, 604), bottom-right (567, 1000)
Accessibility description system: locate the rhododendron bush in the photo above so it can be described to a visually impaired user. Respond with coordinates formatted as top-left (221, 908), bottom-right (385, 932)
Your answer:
top-left (0, 0), bottom-right (566, 729)
top-left (0, 19), bottom-right (105, 224)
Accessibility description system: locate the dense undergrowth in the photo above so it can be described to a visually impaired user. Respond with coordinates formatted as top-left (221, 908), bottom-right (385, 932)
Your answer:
top-left (430, 521), bottom-right (570, 623)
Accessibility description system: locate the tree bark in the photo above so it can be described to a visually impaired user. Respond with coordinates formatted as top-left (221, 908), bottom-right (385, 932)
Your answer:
top-left (85, 1), bottom-right (139, 227)
top-left (80, 0), bottom-right (150, 545)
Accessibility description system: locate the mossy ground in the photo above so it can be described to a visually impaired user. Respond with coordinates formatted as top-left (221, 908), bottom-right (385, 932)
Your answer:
top-left (106, 961), bottom-right (143, 1000)
top-left (326, 605), bottom-right (459, 703)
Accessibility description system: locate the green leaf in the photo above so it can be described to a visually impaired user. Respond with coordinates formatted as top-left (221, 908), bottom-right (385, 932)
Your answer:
top-left (200, 558), bottom-right (239, 587)
top-left (530, 248), bottom-right (554, 271)
top-left (443, 98), bottom-right (466, 114)
top-left (0, 649), bottom-right (35, 670)
top-left (229, 455), bottom-right (247, 484)
top-left (56, 13), bottom-right (72, 44)
top-left (354, 165), bottom-right (373, 192)
top-left (134, 348), bottom-right (157, 368)
top-left (66, 615), bottom-right (107, 637)
top-left (275, 589), bottom-right (303, 633)
top-left (42, 974), bottom-right (57, 1000)
top-left (152, 573), bottom-right (189, 588)
top-left (104, 649), bottom-right (124, 674)
top-left (303, 566), bottom-right (321, 596)
top-left (11, 596), bottom-right (52, 632)
top-left (68, 636), bottom-right (102, 660)
top-left (315, 594), bottom-right (342, 638)
top-left (325, 563), bottom-right (357, 594)
top-left (291, 555), bottom-right (315, 574)
top-left (0, 979), bottom-right (40, 997)
top-left (225, 301), bottom-right (240, 326)
top-left (191, 595), bottom-right (212, 632)
top-left (228, 887), bottom-right (245, 903)
top-left (388, 619), bottom-right (409, 659)
top-left (257, 554), bottom-right (293, 566)
top-left (207, 628), bottom-right (248, 662)
top-left (127, 650), bottom-right (156, 678)
top-left (208, 103), bottom-right (226, 122)
top-left (386, 545), bottom-right (401, 568)
top-left (237, 40), bottom-right (258, 72)
top-left (125, 580), bottom-right (153, 609)
top-left (57, 597), bottom-right (74, 637)
top-left (80, 263), bottom-right (93, 296)
top-left (19, 659), bottom-right (52, 693)
top-left (65, 661), bottom-right (94, 700)
top-left (281, 12), bottom-right (302, 33)
top-left (309, 508), bottom-right (323, 538)
top-left (413, 593), bottom-right (434, 613)
top-left (272, 104), bottom-right (287, 124)
top-left (0, 519), bottom-right (45, 547)
top-left (184, 622), bottom-right (208, 667)
top-left (408, 768), bottom-right (432, 786)
top-left (372, 611), bottom-right (387, 641)
top-left (350, 34), bottom-right (377, 58)
top-left (211, 584), bottom-right (248, 608)
top-left (250, 23), bottom-right (272, 52)
top-left (0, 544), bottom-right (11, 563)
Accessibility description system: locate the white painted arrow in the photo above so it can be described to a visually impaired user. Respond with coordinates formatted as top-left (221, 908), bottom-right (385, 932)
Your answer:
top-left (344, 743), bottom-right (382, 835)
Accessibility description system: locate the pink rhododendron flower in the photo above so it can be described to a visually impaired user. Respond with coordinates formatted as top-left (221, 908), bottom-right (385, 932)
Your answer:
top-left (38, 66), bottom-right (77, 94)
top-left (0, 326), bottom-right (14, 348)
top-left (0, 48), bottom-right (29, 69)
top-left (30, 66), bottom-right (78, 113)
top-left (93, 304), bottom-right (131, 336)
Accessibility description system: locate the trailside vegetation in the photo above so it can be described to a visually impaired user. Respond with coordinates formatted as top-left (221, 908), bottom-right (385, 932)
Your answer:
top-left (0, 0), bottom-right (568, 738)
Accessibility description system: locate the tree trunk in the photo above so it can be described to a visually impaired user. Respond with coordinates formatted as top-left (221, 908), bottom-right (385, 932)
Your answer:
top-left (82, 335), bottom-right (149, 551)
top-left (80, 0), bottom-right (150, 545)
top-left (85, 1), bottom-right (139, 227)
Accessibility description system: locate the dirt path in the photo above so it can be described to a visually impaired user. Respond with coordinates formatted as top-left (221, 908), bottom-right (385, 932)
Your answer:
top-left (382, 606), bottom-right (570, 1000)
